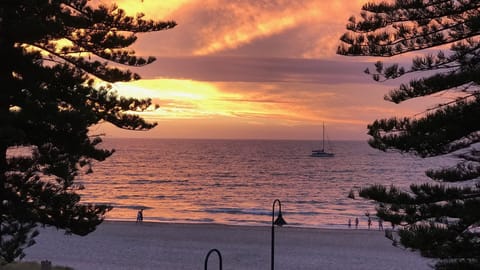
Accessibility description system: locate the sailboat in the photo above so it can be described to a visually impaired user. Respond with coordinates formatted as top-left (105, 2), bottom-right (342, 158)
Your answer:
top-left (310, 123), bottom-right (334, 157)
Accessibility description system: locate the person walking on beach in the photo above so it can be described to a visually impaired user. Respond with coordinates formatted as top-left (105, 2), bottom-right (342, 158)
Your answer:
top-left (355, 217), bottom-right (359, 229)
top-left (378, 219), bottom-right (383, 230)
top-left (367, 217), bottom-right (372, 230)
top-left (136, 209), bottom-right (144, 223)
top-left (348, 218), bottom-right (352, 228)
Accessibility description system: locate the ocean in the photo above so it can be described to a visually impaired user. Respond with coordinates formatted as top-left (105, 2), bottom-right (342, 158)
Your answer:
top-left (78, 138), bottom-right (446, 229)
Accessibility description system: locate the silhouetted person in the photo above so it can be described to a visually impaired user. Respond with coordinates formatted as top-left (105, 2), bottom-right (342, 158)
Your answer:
top-left (378, 219), bottom-right (383, 230)
top-left (355, 217), bottom-right (359, 229)
top-left (367, 217), bottom-right (372, 230)
top-left (136, 209), bottom-right (143, 223)
top-left (348, 218), bottom-right (352, 228)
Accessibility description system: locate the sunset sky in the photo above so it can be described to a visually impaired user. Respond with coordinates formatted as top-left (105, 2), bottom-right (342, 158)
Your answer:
top-left (93, 0), bottom-right (445, 140)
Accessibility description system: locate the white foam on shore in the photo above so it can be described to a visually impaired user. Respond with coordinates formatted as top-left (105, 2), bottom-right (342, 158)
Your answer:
top-left (24, 221), bottom-right (433, 270)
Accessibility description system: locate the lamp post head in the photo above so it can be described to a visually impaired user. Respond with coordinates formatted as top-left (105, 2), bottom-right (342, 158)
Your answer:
top-left (204, 248), bottom-right (222, 270)
top-left (273, 212), bottom-right (287, 227)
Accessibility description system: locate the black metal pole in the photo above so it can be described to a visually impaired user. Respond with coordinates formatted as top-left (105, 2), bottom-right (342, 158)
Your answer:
top-left (271, 219), bottom-right (275, 270)
top-left (204, 248), bottom-right (222, 270)
top-left (271, 199), bottom-right (281, 270)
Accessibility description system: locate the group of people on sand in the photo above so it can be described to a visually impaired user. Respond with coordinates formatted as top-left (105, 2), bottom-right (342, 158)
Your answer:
top-left (348, 216), bottom-right (384, 230)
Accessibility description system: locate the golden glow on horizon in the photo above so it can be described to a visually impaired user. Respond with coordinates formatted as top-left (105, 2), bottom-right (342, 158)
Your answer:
top-left (111, 78), bottom-right (393, 133)
top-left (114, 79), bottom-right (307, 122)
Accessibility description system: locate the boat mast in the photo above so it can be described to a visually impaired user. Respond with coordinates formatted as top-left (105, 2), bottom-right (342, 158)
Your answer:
top-left (322, 122), bottom-right (325, 151)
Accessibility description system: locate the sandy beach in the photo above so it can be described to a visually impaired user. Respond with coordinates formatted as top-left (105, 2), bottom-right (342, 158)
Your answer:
top-left (23, 221), bottom-right (432, 270)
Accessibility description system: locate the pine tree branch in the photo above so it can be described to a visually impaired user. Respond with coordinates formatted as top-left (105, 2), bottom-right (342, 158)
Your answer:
top-left (370, 41), bottom-right (480, 83)
top-left (339, 1), bottom-right (480, 57)
top-left (356, 0), bottom-right (479, 32)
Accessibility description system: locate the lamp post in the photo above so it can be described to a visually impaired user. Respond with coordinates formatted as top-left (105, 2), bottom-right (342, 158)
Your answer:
top-left (271, 199), bottom-right (287, 270)
top-left (204, 248), bottom-right (222, 270)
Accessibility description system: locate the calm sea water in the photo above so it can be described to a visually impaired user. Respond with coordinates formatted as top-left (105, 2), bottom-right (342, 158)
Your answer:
top-left (78, 138), bottom-right (445, 229)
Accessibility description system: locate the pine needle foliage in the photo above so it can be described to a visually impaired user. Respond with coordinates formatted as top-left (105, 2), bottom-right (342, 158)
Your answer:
top-left (339, 1), bottom-right (480, 269)
top-left (0, 0), bottom-right (176, 263)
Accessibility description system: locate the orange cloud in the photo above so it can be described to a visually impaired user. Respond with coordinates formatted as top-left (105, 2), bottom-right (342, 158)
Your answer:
top-left (192, 1), bottom-right (314, 55)
top-left (110, 0), bottom-right (368, 58)
top-left (90, 0), bottom-right (432, 140)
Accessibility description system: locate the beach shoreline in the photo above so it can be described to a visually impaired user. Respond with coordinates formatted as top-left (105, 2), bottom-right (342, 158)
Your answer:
top-left (23, 220), bottom-right (433, 270)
